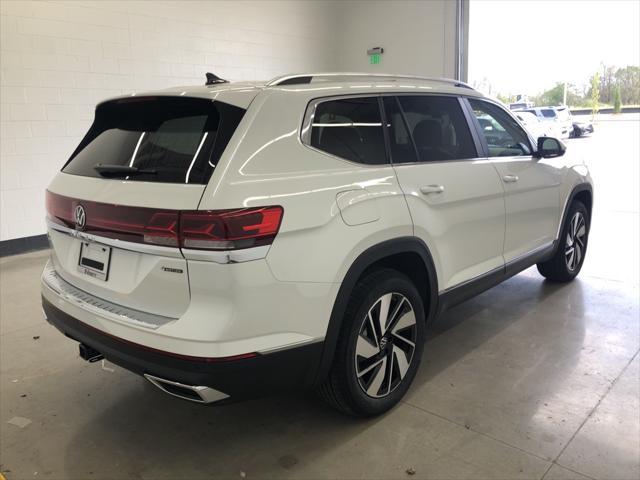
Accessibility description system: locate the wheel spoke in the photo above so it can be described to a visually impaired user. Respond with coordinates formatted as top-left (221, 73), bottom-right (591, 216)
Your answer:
top-left (391, 309), bottom-right (416, 335)
top-left (384, 350), bottom-right (394, 396)
top-left (393, 345), bottom-right (410, 379)
top-left (377, 293), bottom-right (392, 335)
top-left (366, 357), bottom-right (387, 396)
top-left (356, 334), bottom-right (379, 359)
top-left (392, 332), bottom-right (416, 348)
top-left (384, 297), bottom-right (406, 335)
top-left (575, 243), bottom-right (582, 265)
top-left (357, 357), bottom-right (384, 378)
top-left (566, 232), bottom-right (573, 247)
top-left (366, 312), bottom-right (380, 349)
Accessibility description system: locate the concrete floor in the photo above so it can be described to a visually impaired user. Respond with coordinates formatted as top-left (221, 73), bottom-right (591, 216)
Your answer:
top-left (1, 116), bottom-right (639, 480)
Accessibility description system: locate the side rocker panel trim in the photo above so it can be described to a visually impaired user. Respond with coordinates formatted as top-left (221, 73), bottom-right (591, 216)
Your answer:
top-left (313, 237), bottom-right (438, 386)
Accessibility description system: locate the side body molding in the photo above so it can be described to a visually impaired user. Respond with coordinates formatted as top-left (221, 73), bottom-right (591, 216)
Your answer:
top-left (313, 236), bottom-right (438, 385)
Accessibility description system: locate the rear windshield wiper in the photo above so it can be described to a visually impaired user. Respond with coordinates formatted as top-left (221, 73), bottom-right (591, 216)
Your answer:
top-left (94, 164), bottom-right (157, 177)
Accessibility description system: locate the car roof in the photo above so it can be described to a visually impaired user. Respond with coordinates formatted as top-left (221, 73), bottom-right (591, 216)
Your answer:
top-left (98, 72), bottom-right (486, 109)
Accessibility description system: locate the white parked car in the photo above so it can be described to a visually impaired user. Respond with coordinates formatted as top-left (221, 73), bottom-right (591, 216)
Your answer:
top-left (522, 106), bottom-right (573, 139)
top-left (515, 111), bottom-right (554, 139)
top-left (42, 73), bottom-right (593, 416)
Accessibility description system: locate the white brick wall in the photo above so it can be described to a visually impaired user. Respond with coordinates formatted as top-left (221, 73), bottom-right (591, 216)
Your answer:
top-left (0, 0), bottom-right (339, 240)
top-left (1, 0), bottom-right (460, 242)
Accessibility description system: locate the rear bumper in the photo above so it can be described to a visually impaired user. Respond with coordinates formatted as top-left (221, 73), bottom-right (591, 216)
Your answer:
top-left (42, 297), bottom-right (324, 402)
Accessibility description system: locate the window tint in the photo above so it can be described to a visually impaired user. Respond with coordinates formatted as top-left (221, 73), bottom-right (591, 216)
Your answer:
top-left (63, 97), bottom-right (245, 184)
top-left (310, 97), bottom-right (387, 165)
top-left (469, 99), bottom-right (532, 157)
top-left (382, 97), bottom-right (417, 163)
top-left (397, 96), bottom-right (477, 162)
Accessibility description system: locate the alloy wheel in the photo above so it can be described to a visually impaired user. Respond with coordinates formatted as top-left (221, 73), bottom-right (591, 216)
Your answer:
top-left (354, 293), bottom-right (417, 398)
top-left (565, 211), bottom-right (586, 271)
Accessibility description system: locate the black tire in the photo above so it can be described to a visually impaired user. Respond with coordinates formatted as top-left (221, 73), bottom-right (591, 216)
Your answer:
top-left (537, 200), bottom-right (589, 282)
top-left (318, 269), bottom-right (425, 416)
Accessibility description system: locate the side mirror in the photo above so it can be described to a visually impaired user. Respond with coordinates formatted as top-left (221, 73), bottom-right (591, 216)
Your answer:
top-left (536, 137), bottom-right (566, 158)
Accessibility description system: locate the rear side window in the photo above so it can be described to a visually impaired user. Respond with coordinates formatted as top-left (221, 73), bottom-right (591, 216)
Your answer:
top-left (63, 97), bottom-right (245, 184)
top-left (309, 97), bottom-right (387, 165)
top-left (382, 96), bottom-right (417, 164)
top-left (397, 96), bottom-right (477, 162)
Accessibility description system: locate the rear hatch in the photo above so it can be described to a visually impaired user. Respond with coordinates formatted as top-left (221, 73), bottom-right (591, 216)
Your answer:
top-left (45, 96), bottom-right (246, 320)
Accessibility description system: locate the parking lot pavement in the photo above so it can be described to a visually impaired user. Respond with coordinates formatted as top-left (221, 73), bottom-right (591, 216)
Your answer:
top-left (0, 115), bottom-right (638, 480)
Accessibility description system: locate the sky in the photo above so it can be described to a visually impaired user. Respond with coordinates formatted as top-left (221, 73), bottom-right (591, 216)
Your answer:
top-left (468, 0), bottom-right (640, 97)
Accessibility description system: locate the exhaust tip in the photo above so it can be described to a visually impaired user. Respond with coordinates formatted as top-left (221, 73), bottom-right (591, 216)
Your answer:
top-left (144, 374), bottom-right (228, 404)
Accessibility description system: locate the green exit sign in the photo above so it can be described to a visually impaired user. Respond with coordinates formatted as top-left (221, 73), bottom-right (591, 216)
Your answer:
top-left (370, 53), bottom-right (381, 65)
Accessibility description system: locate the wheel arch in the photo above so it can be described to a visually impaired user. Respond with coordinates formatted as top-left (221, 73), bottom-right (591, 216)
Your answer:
top-left (558, 183), bottom-right (593, 240)
top-left (313, 236), bottom-right (438, 386)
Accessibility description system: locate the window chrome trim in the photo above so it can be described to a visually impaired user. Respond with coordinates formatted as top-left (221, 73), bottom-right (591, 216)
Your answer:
top-left (42, 261), bottom-right (177, 330)
top-left (301, 92), bottom-right (489, 168)
top-left (46, 218), bottom-right (183, 259)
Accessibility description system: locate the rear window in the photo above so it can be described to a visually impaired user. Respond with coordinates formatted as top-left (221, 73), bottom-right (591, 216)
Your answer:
top-left (62, 97), bottom-right (245, 184)
top-left (309, 97), bottom-right (387, 165)
top-left (541, 109), bottom-right (557, 118)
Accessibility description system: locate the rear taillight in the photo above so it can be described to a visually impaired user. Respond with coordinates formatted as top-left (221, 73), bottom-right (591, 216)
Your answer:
top-left (45, 191), bottom-right (283, 251)
top-left (180, 207), bottom-right (283, 250)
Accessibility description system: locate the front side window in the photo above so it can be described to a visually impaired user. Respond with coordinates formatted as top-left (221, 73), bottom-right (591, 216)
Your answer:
top-left (469, 99), bottom-right (532, 157)
top-left (309, 97), bottom-right (387, 165)
top-left (396, 96), bottom-right (477, 162)
top-left (63, 97), bottom-right (245, 184)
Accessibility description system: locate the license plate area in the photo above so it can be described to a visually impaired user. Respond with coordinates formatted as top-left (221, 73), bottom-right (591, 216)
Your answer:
top-left (78, 241), bottom-right (112, 281)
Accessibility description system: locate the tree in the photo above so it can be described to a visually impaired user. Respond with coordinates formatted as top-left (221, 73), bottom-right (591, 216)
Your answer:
top-left (613, 85), bottom-right (622, 113)
top-left (532, 82), bottom-right (585, 107)
top-left (615, 66), bottom-right (640, 105)
top-left (590, 72), bottom-right (600, 117)
top-left (599, 64), bottom-right (616, 104)
top-left (496, 92), bottom-right (516, 105)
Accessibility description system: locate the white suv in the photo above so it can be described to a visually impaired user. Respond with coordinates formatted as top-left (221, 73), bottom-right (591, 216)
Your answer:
top-left (41, 73), bottom-right (593, 416)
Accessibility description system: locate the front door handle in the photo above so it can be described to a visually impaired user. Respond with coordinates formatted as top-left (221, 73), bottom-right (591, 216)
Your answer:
top-left (420, 185), bottom-right (445, 194)
top-left (503, 175), bottom-right (519, 183)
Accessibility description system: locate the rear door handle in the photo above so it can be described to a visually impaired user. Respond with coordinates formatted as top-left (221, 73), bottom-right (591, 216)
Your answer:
top-left (420, 185), bottom-right (445, 194)
top-left (503, 175), bottom-right (519, 183)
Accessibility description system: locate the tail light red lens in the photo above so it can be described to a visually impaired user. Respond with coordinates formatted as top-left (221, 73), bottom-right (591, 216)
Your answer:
top-left (180, 207), bottom-right (284, 250)
top-left (45, 191), bottom-right (283, 251)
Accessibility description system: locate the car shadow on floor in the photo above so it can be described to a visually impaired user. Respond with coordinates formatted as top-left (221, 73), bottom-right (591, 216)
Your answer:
top-left (61, 271), bottom-right (582, 479)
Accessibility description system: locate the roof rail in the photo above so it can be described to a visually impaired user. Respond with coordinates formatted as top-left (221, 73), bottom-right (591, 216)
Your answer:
top-left (267, 72), bottom-right (475, 90)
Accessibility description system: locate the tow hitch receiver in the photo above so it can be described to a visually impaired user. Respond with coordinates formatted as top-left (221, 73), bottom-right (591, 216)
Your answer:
top-left (79, 343), bottom-right (104, 363)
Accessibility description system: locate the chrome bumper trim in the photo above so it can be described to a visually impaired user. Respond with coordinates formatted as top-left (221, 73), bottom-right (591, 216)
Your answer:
top-left (144, 374), bottom-right (229, 403)
top-left (181, 245), bottom-right (270, 263)
top-left (46, 218), bottom-right (183, 258)
top-left (41, 261), bottom-right (177, 330)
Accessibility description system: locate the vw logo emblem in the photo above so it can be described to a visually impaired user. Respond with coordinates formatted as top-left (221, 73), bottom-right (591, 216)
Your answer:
top-left (74, 205), bottom-right (86, 230)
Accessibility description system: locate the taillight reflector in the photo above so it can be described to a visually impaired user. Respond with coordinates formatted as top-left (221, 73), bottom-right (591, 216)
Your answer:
top-left (45, 191), bottom-right (283, 251)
